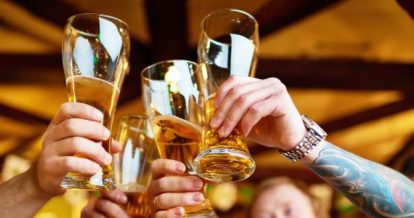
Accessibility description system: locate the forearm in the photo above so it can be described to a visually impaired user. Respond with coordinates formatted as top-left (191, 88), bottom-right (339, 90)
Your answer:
top-left (301, 141), bottom-right (414, 218)
top-left (0, 166), bottom-right (53, 217)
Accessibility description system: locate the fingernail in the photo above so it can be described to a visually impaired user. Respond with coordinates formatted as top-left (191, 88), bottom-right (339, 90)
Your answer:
top-left (192, 193), bottom-right (204, 202)
top-left (210, 118), bottom-right (219, 128)
top-left (95, 110), bottom-right (104, 121)
top-left (92, 164), bottom-right (101, 173)
top-left (193, 180), bottom-right (203, 189)
top-left (104, 128), bottom-right (111, 138)
top-left (176, 163), bottom-right (186, 173)
top-left (120, 194), bottom-right (127, 203)
top-left (104, 153), bottom-right (112, 165)
top-left (174, 207), bottom-right (185, 216)
top-left (218, 128), bottom-right (228, 138)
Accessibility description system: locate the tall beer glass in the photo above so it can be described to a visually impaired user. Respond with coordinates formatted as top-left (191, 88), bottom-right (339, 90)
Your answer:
top-left (61, 13), bottom-right (130, 190)
top-left (141, 60), bottom-right (218, 218)
top-left (194, 8), bottom-right (259, 182)
top-left (113, 115), bottom-right (158, 218)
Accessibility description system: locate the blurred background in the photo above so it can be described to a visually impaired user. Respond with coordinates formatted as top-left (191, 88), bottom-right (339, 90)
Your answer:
top-left (1, 0), bottom-right (414, 217)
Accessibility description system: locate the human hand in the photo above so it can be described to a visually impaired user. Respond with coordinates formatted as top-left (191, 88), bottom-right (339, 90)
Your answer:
top-left (81, 189), bottom-right (129, 218)
top-left (209, 76), bottom-right (307, 151)
top-left (147, 159), bottom-right (205, 218)
top-left (37, 102), bottom-right (121, 195)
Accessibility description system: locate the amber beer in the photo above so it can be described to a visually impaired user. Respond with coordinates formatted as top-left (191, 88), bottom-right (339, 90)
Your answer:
top-left (151, 115), bottom-right (216, 216)
top-left (63, 75), bottom-right (119, 190)
top-left (118, 185), bottom-right (151, 218)
top-left (194, 94), bottom-right (255, 182)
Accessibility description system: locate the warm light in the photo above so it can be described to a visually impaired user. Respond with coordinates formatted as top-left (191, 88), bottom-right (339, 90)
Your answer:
top-left (164, 66), bottom-right (180, 93)
top-left (209, 183), bottom-right (237, 212)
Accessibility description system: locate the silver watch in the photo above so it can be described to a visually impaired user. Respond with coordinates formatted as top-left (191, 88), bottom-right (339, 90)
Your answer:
top-left (280, 115), bottom-right (327, 162)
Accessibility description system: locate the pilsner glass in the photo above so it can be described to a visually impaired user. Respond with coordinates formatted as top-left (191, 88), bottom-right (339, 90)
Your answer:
top-left (193, 8), bottom-right (259, 182)
top-left (113, 115), bottom-right (158, 218)
top-left (61, 13), bottom-right (130, 190)
top-left (141, 60), bottom-right (218, 218)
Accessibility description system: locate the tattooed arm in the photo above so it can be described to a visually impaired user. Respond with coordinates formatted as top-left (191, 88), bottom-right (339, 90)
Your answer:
top-left (210, 76), bottom-right (414, 218)
top-left (301, 141), bottom-right (414, 218)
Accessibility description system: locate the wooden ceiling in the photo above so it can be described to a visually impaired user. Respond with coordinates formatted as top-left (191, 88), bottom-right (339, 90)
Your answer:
top-left (1, 0), bottom-right (414, 182)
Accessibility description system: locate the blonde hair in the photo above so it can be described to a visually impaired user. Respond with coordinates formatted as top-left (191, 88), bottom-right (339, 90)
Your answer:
top-left (249, 177), bottom-right (329, 218)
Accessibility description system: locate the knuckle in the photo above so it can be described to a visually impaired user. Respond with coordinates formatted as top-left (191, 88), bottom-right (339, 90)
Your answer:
top-left (228, 87), bottom-right (241, 99)
top-left (267, 77), bottom-right (281, 86)
top-left (62, 119), bottom-right (78, 133)
top-left (278, 82), bottom-right (287, 93)
top-left (228, 75), bottom-right (237, 82)
top-left (156, 194), bottom-right (169, 209)
top-left (157, 178), bottom-right (171, 191)
top-left (224, 114), bottom-right (236, 124)
top-left (60, 103), bottom-right (71, 114)
top-left (177, 178), bottom-right (185, 189)
top-left (61, 157), bottom-right (74, 170)
top-left (249, 106), bottom-right (261, 117)
top-left (235, 95), bottom-right (249, 107)
top-left (95, 199), bottom-right (107, 210)
top-left (69, 137), bottom-right (83, 150)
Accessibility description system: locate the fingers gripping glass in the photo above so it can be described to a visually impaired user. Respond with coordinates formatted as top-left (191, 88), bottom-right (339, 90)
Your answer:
top-left (61, 13), bottom-right (130, 190)
top-left (141, 60), bottom-right (218, 218)
top-left (194, 8), bottom-right (259, 182)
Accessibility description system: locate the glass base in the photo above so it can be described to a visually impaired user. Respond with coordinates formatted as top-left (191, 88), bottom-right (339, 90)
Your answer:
top-left (60, 173), bottom-right (115, 191)
top-left (193, 148), bottom-right (255, 182)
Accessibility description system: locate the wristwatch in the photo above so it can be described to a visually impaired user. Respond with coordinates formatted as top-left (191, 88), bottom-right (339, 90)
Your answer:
top-left (280, 115), bottom-right (327, 162)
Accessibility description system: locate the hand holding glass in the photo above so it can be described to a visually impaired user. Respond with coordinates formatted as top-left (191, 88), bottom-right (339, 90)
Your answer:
top-left (61, 13), bottom-right (130, 190)
top-left (142, 60), bottom-right (218, 218)
top-left (194, 8), bottom-right (259, 182)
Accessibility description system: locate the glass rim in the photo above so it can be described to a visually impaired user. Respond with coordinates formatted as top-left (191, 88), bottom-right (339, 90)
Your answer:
top-left (120, 114), bottom-right (148, 125)
top-left (200, 8), bottom-right (258, 31)
top-left (66, 13), bottom-right (129, 31)
top-left (140, 59), bottom-right (198, 81)
top-left (118, 114), bottom-right (149, 132)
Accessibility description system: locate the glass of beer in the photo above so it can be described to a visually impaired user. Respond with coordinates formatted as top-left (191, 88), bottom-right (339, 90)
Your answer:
top-left (61, 13), bottom-right (130, 190)
top-left (141, 60), bottom-right (218, 218)
top-left (193, 8), bottom-right (259, 182)
top-left (113, 115), bottom-right (158, 218)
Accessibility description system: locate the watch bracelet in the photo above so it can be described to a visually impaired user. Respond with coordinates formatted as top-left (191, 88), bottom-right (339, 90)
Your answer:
top-left (279, 116), bottom-right (327, 162)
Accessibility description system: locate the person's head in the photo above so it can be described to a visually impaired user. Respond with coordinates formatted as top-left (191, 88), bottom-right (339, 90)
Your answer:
top-left (250, 177), bottom-right (328, 218)
top-left (401, 156), bottom-right (414, 180)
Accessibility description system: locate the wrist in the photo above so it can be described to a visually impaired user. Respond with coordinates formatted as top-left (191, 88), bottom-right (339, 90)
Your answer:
top-left (280, 115), bottom-right (327, 162)
top-left (25, 166), bottom-right (55, 200)
top-left (279, 114), bottom-right (308, 151)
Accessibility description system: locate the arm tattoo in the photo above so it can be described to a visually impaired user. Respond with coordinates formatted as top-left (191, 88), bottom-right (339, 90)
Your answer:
top-left (305, 142), bottom-right (414, 218)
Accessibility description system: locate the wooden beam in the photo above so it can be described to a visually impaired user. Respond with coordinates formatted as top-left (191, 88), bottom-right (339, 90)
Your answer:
top-left (254, 0), bottom-right (343, 38)
top-left (0, 54), bottom-right (63, 84)
top-left (0, 102), bottom-right (50, 126)
top-left (321, 97), bottom-right (414, 133)
top-left (397, 0), bottom-right (414, 19)
top-left (13, 0), bottom-right (79, 28)
top-left (386, 134), bottom-right (414, 167)
top-left (145, 0), bottom-right (189, 62)
top-left (4, 55), bottom-right (414, 93)
top-left (257, 58), bottom-right (414, 93)
top-left (12, 0), bottom-right (150, 105)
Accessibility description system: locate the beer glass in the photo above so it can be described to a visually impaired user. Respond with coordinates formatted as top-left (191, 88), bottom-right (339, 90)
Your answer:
top-left (61, 13), bottom-right (130, 190)
top-left (141, 60), bottom-right (218, 218)
top-left (193, 8), bottom-right (259, 182)
top-left (113, 115), bottom-right (158, 218)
